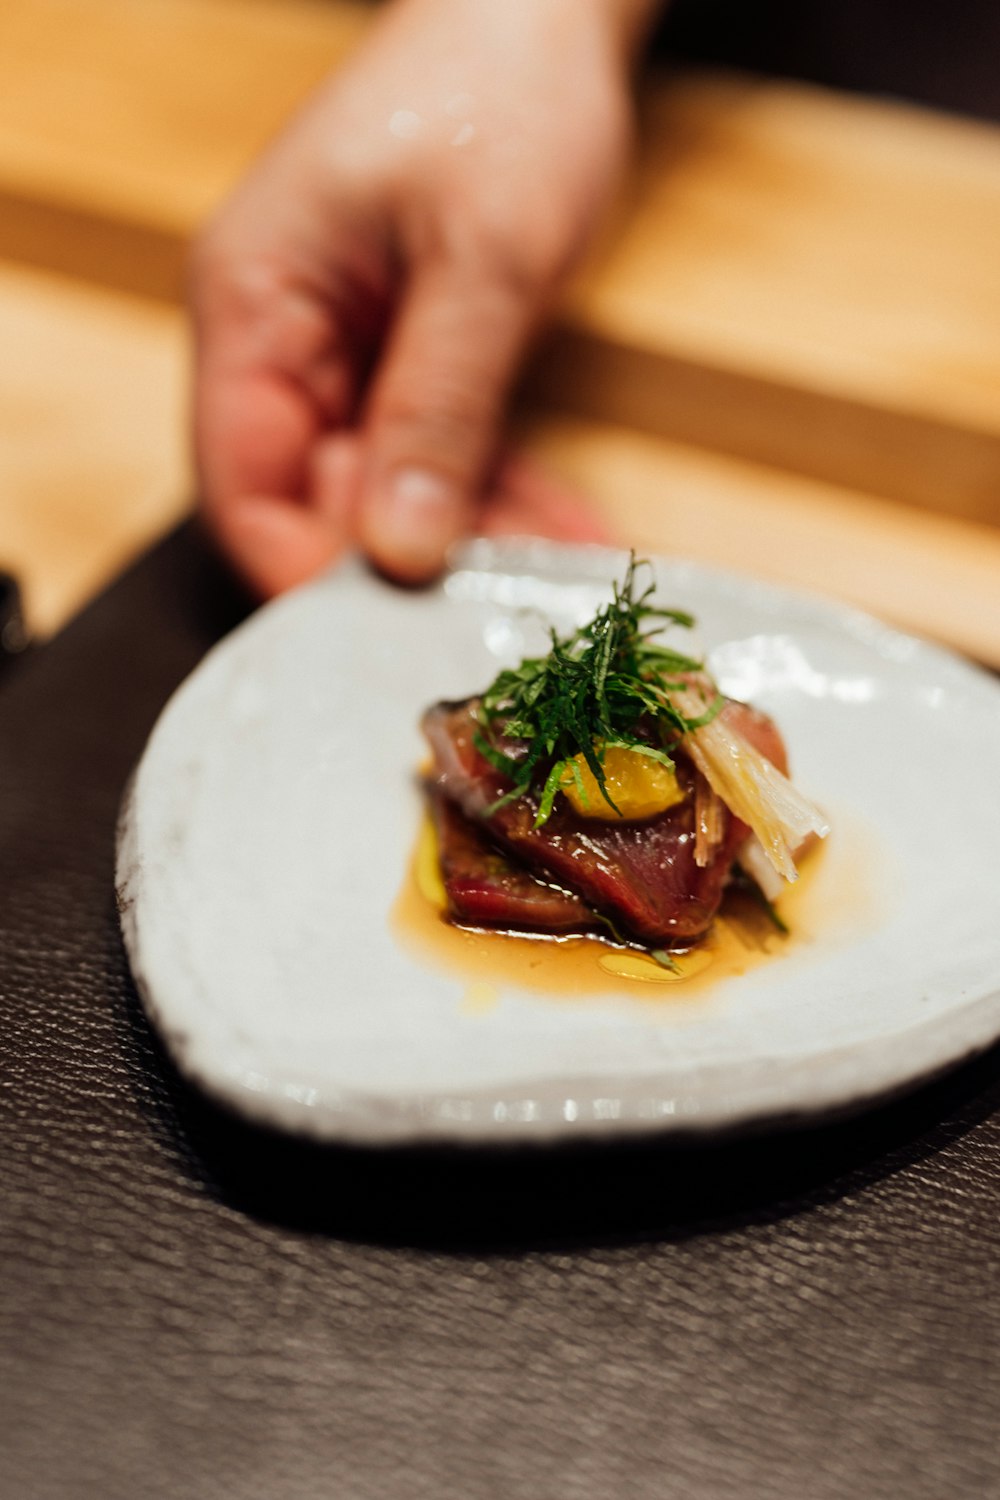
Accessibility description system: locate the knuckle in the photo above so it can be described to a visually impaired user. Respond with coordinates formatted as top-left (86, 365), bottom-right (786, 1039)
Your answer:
top-left (478, 220), bottom-right (576, 303)
top-left (189, 232), bottom-right (287, 327)
top-left (377, 373), bottom-right (499, 460)
top-left (426, 200), bottom-right (562, 299)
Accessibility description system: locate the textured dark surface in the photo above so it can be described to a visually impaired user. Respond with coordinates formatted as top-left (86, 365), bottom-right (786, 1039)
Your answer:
top-left (1, 522), bottom-right (999, 1500)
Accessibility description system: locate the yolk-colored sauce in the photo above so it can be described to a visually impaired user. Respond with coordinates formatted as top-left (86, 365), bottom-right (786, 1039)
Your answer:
top-left (391, 807), bottom-right (881, 1010)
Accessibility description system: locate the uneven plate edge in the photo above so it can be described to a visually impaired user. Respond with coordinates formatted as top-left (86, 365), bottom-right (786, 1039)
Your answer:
top-left (113, 543), bottom-right (1000, 1147)
top-left (115, 774), bottom-right (1000, 1151)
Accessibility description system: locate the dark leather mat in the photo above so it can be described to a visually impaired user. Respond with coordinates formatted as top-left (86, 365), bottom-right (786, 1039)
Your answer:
top-left (2, 521), bottom-right (998, 1500)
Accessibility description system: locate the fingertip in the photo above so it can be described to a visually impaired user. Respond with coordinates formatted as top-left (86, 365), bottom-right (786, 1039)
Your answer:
top-left (357, 467), bottom-right (469, 584)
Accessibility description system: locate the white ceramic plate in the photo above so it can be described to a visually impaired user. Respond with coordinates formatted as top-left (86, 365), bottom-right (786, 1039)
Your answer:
top-left (117, 540), bottom-right (1000, 1145)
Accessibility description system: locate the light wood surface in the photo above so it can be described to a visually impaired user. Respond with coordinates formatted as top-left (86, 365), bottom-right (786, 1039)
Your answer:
top-left (0, 0), bottom-right (369, 298)
top-left (3, 0), bottom-right (1000, 526)
top-left (554, 75), bottom-right (1000, 523)
top-left (2, 0), bottom-right (999, 663)
top-left (524, 416), bottom-right (1000, 668)
top-left (6, 258), bottom-right (998, 666)
top-left (0, 0), bottom-right (368, 209)
top-left (0, 263), bottom-right (189, 635)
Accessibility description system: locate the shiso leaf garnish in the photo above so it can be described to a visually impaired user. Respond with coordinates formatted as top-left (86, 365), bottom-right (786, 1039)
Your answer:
top-left (474, 554), bottom-right (722, 829)
top-left (474, 553), bottom-right (830, 883)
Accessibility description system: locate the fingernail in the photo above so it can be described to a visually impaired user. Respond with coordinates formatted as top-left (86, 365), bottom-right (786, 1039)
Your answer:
top-left (375, 468), bottom-right (464, 573)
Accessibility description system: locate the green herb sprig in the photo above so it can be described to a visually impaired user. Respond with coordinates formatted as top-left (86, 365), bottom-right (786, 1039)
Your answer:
top-left (474, 554), bottom-right (724, 828)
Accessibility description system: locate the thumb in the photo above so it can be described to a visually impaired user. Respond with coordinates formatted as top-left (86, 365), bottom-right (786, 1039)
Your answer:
top-left (357, 257), bottom-right (539, 582)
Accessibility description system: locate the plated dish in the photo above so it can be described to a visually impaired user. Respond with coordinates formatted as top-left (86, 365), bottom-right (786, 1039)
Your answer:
top-left (419, 553), bottom-right (828, 970)
top-left (117, 539), bottom-right (1000, 1144)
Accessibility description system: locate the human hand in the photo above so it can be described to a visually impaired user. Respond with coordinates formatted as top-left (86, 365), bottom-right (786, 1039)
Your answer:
top-left (191, 0), bottom-right (654, 592)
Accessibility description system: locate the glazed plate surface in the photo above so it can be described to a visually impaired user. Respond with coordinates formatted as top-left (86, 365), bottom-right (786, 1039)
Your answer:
top-left (117, 541), bottom-right (1000, 1143)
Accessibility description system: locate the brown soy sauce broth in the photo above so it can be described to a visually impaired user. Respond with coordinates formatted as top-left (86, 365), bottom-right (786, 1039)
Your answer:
top-left (392, 810), bottom-right (875, 1010)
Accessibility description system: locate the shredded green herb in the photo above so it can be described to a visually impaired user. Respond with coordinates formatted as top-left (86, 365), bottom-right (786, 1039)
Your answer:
top-left (474, 554), bottom-right (724, 829)
top-left (590, 909), bottom-right (682, 972)
top-left (728, 868), bottom-right (790, 936)
top-left (649, 947), bottom-right (683, 974)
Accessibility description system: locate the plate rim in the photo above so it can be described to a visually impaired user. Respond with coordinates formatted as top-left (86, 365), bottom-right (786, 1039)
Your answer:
top-left (116, 539), bottom-right (1000, 1147)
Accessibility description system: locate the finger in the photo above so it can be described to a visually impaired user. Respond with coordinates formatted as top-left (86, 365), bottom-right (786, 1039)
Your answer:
top-left (196, 366), bottom-right (320, 515)
top-left (312, 430), bottom-right (364, 537)
top-left (211, 428), bottom-right (362, 599)
top-left (356, 258), bottom-right (540, 583)
top-left (481, 451), bottom-right (613, 544)
top-left (194, 366), bottom-right (349, 598)
top-left (192, 238), bottom-right (356, 492)
top-left (192, 249), bottom-right (360, 596)
top-left (211, 493), bottom-right (350, 598)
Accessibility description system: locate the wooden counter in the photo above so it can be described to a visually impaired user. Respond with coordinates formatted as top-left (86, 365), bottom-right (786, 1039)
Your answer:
top-left (2, 0), bottom-right (998, 661)
top-left (0, 264), bottom-right (188, 635)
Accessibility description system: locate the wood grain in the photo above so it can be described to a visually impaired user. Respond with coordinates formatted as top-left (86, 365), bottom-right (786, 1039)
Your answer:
top-left (556, 75), bottom-right (1000, 522)
top-left (2, 2), bottom-right (999, 523)
top-left (0, 263), bottom-right (189, 635)
top-left (520, 415), bottom-right (1000, 669)
top-left (0, 0), bottom-right (369, 295)
top-left (5, 258), bottom-right (997, 664)
top-left (1, 0), bottom-right (998, 662)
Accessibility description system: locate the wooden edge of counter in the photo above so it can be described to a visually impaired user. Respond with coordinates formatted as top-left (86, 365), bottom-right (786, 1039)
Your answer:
top-left (519, 413), bottom-right (1000, 671)
top-left (1, 0), bottom-right (999, 524)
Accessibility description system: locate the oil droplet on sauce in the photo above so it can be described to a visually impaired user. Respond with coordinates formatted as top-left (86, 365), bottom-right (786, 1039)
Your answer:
top-left (393, 809), bottom-right (880, 1007)
top-left (597, 947), bottom-right (715, 985)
